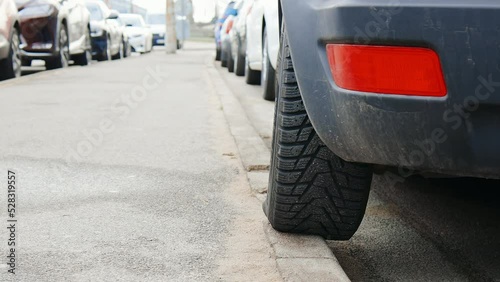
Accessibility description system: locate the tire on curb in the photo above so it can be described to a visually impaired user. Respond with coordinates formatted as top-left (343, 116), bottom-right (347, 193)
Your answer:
top-left (227, 43), bottom-right (235, 73)
top-left (245, 54), bottom-right (261, 85)
top-left (263, 23), bottom-right (373, 241)
top-left (111, 38), bottom-right (124, 60)
top-left (0, 28), bottom-right (21, 80)
top-left (215, 48), bottom-right (221, 61)
top-left (46, 25), bottom-right (69, 70)
top-left (234, 40), bottom-right (246, 76)
top-left (73, 29), bottom-right (92, 66)
top-left (97, 36), bottom-right (111, 62)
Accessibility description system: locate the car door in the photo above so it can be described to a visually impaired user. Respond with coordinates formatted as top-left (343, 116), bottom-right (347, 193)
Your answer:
top-left (61, 0), bottom-right (81, 51)
top-left (106, 18), bottom-right (121, 52)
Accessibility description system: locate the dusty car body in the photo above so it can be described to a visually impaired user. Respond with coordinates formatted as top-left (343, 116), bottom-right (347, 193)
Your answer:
top-left (0, 0), bottom-right (21, 80)
top-left (15, 0), bottom-right (91, 68)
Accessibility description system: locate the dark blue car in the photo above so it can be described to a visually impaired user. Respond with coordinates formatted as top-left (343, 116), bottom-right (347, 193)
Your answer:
top-left (264, 0), bottom-right (500, 241)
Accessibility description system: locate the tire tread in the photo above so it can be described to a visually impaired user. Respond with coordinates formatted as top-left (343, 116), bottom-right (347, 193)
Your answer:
top-left (264, 24), bottom-right (372, 240)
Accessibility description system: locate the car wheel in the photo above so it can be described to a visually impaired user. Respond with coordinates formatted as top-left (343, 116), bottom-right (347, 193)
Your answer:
top-left (234, 40), bottom-right (246, 76)
top-left (46, 25), bottom-right (69, 70)
top-left (221, 48), bottom-right (228, 68)
top-left (261, 26), bottom-right (276, 101)
top-left (112, 38), bottom-right (124, 60)
top-left (245, 53), bottom-right (261, 85)
top-left (263, 23), bottom-right (373, 240)
top-left (227, 43), bottom-right (235, 73)
top-left (98, 36), bottom-right (111, 61)
top-left (123, 39), bottom-right (131, 58)
top-left (0, 28), bottom-right (21, 80)
top-left (215, 48), bottom-right (221, 61)
top-left (73, 29), bottom-right (92, 66)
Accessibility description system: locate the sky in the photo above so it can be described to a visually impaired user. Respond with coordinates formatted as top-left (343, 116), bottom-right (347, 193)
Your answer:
top-left (133, 0), bottom-right (226, 23)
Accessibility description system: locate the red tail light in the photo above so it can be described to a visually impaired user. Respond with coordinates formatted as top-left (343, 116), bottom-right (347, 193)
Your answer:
top-left (226, 19), bottom-right (234, 34)
top-left (326, 44), bottom-right (447, 97)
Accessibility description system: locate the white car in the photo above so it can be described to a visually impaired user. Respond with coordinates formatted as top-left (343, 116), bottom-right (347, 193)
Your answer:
top-left (119, 14), bottom-right (153, 54)
top-left (245, 0), bottom-right (279, 100)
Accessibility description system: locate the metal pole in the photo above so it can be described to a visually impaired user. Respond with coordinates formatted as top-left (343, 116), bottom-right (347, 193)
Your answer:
top-left (166, 0), bottom-right (177, 53)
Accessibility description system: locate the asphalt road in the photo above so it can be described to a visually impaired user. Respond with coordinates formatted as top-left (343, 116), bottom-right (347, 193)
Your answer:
top-left (218, 61), bottom-right (500, 282)
top-left (0, 44), bottom-right (281, 281)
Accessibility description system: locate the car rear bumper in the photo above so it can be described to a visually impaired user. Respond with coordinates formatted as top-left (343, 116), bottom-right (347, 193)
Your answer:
top-left (152, 34), bottom-right (164, 46)
top-left (282, 0), bottom-right (500, 178)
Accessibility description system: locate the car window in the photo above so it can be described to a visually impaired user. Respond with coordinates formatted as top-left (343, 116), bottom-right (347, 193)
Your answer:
top-left (121, 16), bottom-right (144, 27)
top-left (147, 14), bottom-right (166, 25)
top-left (14, 0), bottom-right (30, 6)
top-left (86, 3), bottom-right (103, 21)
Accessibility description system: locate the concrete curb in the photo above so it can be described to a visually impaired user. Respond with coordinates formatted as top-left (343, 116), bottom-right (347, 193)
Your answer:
top-left (206, 59), bottom-right (350, 282)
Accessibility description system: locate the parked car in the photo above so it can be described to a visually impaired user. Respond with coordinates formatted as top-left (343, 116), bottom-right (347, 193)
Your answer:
top-left (15, 0), bottom-right (92, 69)
top-left (146, 12), bottom-right (185, 50)
top-left (245, 0), bottom-right (279, 100)
top-left (220, 14), bottom-right (235, 68)
top-left (214, 1), bottom-right (236, 61)
top-left (111, 14), bottom-right (132, 58)
top-left (0, 0), bottom-right (20, 80)
top-left (85, 1), bottom-right (124, 61)
top-left (146, 13), bottom-right (165, 46)
top-left (265, 1), bottom-right (500, 241)
top-left (222, 0), bottom-right (246, 73)
top-left (229, 0), bottom-right (253, 76)
top-left (120, 13), bottom-right (153, 54)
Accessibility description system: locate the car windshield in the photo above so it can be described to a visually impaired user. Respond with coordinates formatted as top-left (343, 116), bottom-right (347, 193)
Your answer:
top-left (86, 3), bottom-right (103, 21)
top-left (147, 14), bottom-right (165, 25)
top-left (14, 0), bottom-right (30, 5)
top-left (121, 15), bottom-right (144, 27)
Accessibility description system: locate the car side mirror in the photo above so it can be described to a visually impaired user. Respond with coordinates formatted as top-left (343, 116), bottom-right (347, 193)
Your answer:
top-left (108, 10), bottom-right (119, 20)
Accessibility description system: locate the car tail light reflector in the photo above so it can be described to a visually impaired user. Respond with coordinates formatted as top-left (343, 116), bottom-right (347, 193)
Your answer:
top-left (326, 44), bottom-right (447, 97)
top-left (226, 20), bottom-right (234, 34)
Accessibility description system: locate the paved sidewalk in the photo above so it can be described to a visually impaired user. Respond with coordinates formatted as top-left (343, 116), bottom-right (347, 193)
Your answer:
top-left (0, 43), bottom-right (281, 281)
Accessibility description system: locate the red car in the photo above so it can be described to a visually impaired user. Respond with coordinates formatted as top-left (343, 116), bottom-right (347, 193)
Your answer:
top-left (0, 0), bottom-right (21, 80)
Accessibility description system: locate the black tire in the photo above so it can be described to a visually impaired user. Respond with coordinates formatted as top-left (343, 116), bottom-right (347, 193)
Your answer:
top-left (112, 38), bottom-right (124, 60)
top-left (123, 39), bottom-right (131, 58)
top-left (262, 26), bottom-right (276, 101)
top-left (227, 43), bottom-right (235, 73)
top-left (97, 36), bottom-right (111, 62)
top-left (46, 25), bottom-right (69, 70)
top-left (221, 48), bottom-right (228, 67)
top-left (234, 40), bottom-right (245, 76)
top-left (215, 48), bottom-right (221, 61)
top-left (0, 28), bottom-right (21, 80)
top-left (21, 58), bottom-right (31, 67)
top-left (73, 29), bottom-right (92, 66)
top-left (245, 54), bottom-right (261, 85)
top-left (263, 23), bottom-right (373, 241)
